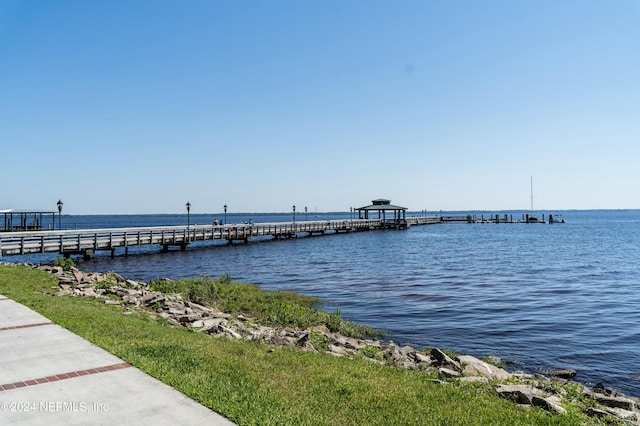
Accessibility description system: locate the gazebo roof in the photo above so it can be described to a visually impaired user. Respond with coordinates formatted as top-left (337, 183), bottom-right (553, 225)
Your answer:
top-left (2, 210), bottom-right (56, 214)
top-left (356, 199), bottom-right (407, 211)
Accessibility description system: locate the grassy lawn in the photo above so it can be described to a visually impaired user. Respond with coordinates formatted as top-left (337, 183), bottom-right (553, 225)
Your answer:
top-left (0, 264), bottom-right (588, 425)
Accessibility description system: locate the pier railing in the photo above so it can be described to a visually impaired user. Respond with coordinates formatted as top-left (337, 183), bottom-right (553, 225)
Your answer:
top-left (0, 219), bottom-right (394, 258)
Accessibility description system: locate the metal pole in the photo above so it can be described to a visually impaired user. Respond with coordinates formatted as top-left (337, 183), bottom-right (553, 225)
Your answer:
top-left (186, 201), bottom-right (191, 242)
top-left (57, 199), bottom-right (63, 230)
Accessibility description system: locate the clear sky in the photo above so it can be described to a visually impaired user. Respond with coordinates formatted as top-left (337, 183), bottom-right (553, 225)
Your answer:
top-left (2, 1), bottom-right (639, 214)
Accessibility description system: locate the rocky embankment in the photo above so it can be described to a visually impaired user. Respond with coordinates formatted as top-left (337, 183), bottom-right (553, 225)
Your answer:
top-left (31, 264), bottom-right (640, 424)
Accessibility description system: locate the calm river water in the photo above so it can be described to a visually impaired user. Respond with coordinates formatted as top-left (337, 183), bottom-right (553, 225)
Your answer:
top-left (7, 210), bottom-right (640, 395)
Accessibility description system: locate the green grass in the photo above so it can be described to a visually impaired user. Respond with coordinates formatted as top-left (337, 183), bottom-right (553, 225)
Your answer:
top-left (0, 264), bottom-right (592, 425)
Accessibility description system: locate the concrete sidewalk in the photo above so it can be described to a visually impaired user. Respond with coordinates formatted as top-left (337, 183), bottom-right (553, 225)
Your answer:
top-left (0, 295), bottom-right (235, 425)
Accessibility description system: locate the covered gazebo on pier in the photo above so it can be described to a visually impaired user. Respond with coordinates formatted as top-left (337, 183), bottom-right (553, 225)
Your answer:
top-left (355, 199), bottom-right (408, 229)
top-left (1, 210), bottom-right (57, 232)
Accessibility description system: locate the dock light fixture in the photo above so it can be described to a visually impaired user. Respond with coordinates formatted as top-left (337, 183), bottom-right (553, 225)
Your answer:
top-left (56, 199), bottom-right (63, 230)
top-left (305, 206), bottom-right (308, 221)
top-left (223, 204), bottom-right (227, 225)
top-left (293, 205), bottom-right (296, 225)
top-left (350, 207), bottom-right (353, 223)
top-left (186, 201), bottom-right (191, 241)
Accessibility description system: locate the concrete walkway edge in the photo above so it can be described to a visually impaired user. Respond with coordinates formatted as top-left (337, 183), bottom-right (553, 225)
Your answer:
top-left (0, 295), bottom-right (235, 425)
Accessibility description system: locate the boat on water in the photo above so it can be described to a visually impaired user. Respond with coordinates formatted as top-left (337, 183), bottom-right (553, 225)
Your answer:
top-left (527, 176), bottom-right (544, 223)
top-left (526, 178), bottom-right (565, 224)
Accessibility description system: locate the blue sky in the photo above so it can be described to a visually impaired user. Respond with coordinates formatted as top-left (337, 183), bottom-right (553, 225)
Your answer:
top-left (2, 1), bottom-right (639, 214)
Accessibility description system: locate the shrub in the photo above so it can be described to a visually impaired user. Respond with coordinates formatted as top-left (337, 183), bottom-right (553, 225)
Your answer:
top-left (185, 276), bottom-right (219, 305)
top-left (361, 345), bottom-right (382, 359)
top-left (148, 278), bottom-right (183, 294)
top-left (326, 308), bottom-right (342, 332)
top-left (95, 273), bottom-right (118, 290)
top-left (53, 257), bottom-right (76, 271)
top-left (310, 330), bottom-right (330, 351)
top-left (153, 275), bottom-right (378, 339)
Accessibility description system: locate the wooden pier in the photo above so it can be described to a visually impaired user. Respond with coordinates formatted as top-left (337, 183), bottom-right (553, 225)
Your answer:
top-left (0, 217), bottom-right (441, 260)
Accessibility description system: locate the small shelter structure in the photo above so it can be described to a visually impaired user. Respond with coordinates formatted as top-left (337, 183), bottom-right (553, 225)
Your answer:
top-left (355, 199), bottom-right (408, 229)
top-left (1, 210), bottom-right (57, 232)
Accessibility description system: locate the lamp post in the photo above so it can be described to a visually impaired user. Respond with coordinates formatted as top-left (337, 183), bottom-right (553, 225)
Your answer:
top-left (292, 205), bottom-right (296, 226)
top-left (350, 207), bottom-right (353, 224)
top-left (305, 206), bottom-right (308, 221)
top-left (186, 201), bottom-right (191, 242)
top-left (56, 199), bottom-right (63, 230)
top-left (223, 204), bottom-right (227, 225)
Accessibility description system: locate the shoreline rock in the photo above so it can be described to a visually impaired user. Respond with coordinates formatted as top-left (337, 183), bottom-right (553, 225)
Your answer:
top-left (11, 263), bottom-right (640, 424)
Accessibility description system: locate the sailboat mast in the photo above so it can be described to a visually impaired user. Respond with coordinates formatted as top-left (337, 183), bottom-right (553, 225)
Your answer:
top-left (530, 176), bottom-right (534, 212)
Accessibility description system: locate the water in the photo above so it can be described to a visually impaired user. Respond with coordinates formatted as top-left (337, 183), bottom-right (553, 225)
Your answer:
top-left (5, 210), bottom-right (640, 396)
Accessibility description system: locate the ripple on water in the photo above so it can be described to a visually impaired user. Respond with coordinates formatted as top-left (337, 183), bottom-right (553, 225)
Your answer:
top-left (74, 211), bottom-right (640, 396)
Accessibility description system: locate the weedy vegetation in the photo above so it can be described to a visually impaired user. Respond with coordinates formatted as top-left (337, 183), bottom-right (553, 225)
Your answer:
top-left (0, 264), bottom-right (605, 425)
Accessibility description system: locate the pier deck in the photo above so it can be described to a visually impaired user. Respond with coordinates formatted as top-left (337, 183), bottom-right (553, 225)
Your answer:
top-left (0, 217), bottom-right (440, 259)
